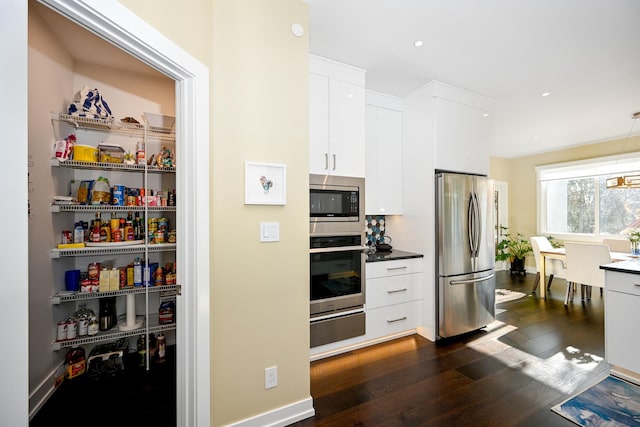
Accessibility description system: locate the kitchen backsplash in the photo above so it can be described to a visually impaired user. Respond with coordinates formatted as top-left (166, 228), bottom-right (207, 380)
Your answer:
top-left (365, 215), bottom-right (385, 246)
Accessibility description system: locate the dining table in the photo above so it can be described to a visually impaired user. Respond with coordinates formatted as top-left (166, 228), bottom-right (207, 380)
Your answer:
top-left (537, 247), bottom-right (634, 299)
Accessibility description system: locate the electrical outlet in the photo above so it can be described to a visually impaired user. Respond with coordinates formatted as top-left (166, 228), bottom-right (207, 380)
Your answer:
top-left (265, 366), bottom-right (278, 389)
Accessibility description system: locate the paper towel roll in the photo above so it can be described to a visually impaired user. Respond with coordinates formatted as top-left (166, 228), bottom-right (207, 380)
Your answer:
top-left (126, 293), bottom-right (136, 326)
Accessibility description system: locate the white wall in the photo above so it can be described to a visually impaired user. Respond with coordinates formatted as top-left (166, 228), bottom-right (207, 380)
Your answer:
top-left (1, 0), bottom-right (29, 424)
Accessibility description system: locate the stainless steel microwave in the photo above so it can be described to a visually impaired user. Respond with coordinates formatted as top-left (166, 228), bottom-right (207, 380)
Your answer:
top-left (309, 174), bottom-right (365, 236)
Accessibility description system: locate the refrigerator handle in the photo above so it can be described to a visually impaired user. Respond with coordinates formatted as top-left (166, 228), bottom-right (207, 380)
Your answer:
top-left (473, 191), bottom-right (481, 256)
top-left (450, 273), bottom-right (495, 285)
top-left (467, 193), bottom-right (476, 258)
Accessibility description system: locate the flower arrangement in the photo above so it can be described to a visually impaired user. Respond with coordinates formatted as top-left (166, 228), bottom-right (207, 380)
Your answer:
top-left (626, 229), bottom-right (640, 243)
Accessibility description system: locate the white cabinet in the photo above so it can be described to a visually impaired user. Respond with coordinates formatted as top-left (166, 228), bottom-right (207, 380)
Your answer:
top-left (309, 55), bottom-right (365, 177)
top-left (605, 269), bottom-right (640, 382)
top-left (365, 101), bottom-right (402, 215)
top-left (434, 96), bottom-right (490, 175)
top-left (366, 257), bottom-right (423, 340)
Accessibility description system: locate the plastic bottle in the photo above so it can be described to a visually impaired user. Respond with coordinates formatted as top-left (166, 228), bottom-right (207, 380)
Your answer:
top-left (133, 258), bottom-right (142, 287)
top-left (156, 333), bottom-right (166, 364)
top-left (65, 347), bottom-right (86, 379)
top-left (137, 334), bottom-right (146, 367)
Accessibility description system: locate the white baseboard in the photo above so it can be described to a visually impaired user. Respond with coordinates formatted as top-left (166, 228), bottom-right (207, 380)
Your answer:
top-left (227, 397), bottom-right (314, 427)
top-left (29, 362), bottom-right (65, 420)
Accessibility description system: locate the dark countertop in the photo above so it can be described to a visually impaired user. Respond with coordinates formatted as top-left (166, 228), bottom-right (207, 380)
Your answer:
top-left (366, 249), bottom-right (424, 263)
top-left (601, 259), bottom-right (640, 275)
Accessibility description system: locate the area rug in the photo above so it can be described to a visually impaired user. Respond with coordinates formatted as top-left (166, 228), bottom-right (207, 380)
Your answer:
top-left (495, 288), bottom-right (527, 304)
top-left (551, 375), bottom-right (640, 426)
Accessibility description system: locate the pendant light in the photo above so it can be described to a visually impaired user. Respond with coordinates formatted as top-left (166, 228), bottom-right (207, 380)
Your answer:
top-left (606, 112), bottom-right (640, 189)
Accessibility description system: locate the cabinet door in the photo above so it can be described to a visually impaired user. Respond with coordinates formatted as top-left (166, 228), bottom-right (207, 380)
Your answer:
top-left (309, 73), bottom-right (330, 175)
top-left (606, 290), bottom-right (640, 374)
top-left (329, 79), bottom-right (365, 177)
top-left (365, 105), bottom-right (402, 214)
top-left (434, 97), bottom-right (489, 175)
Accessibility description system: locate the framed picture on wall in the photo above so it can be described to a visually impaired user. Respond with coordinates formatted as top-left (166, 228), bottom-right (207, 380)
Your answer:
top-left (244, 161), bottom-right (287, 205)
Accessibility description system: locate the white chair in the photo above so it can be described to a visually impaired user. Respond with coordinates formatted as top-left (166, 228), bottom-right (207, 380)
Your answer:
top-left (602, 238), bottom-right (631, 254)
top-left (530, 236), bottom-right (565, 293)
top-left (564, 242), bottom-right (611, 306)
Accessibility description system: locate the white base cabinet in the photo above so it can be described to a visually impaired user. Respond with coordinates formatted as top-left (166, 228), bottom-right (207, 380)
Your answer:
top-left (605, 269), bottom-right (640, 382)
top-left (366, 258), bottom-right (423, 340)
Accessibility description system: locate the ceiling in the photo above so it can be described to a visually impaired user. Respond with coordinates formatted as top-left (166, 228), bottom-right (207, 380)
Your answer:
top-left (307, 0), bottom-right (640, 158)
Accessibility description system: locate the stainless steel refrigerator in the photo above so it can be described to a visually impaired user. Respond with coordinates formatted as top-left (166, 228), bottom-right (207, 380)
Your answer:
top-left (436, 170), bottom-right (495, 339)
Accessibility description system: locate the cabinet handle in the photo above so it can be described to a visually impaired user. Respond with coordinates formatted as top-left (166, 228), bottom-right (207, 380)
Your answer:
top-left (387, 316), bottom-right (407, 323)
top-left (324, 153), bottom-right (328, 170)
top-left (332, 154), bottom-right (336, 171)
top-left (387, 266), bottom-right (408, 271)
top-left (387, 288), bottom-right (408, 294)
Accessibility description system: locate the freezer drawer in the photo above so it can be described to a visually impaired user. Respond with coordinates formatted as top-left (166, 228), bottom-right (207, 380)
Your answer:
top-left (438, 271), bottom-right (495, 339)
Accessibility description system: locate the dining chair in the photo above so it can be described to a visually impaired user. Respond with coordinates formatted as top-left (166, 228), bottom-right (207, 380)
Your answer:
top-left (601, 238), bottom-right (630, 253)
top-left (530, 236), bottom-right (565, 293)
top-left (564, 242), bottom-right (611, 306)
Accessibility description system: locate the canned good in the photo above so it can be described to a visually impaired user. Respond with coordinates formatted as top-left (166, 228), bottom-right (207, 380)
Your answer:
top-left (155, 230), bottom-right (165, 244)
top-left (66, 318), bottom-right (77, 340)
top-left (88, 262), bottom-right (100, 279)
top-left (80, 277), bottom-right (92, 293)
top-left (57, 321), bottom-right (67, 341)
top-left (148, 218), bottom-right (158, 243)
top-left (77, 317), bottom-right (89, 337)
top-left (61, 230), bottom-right (72, 244)
top-left (168, 230), bottom-right (176, 243)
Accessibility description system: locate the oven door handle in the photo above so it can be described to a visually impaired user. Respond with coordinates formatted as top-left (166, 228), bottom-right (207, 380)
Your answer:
top-left (310, 245), bottom-right (367, 254)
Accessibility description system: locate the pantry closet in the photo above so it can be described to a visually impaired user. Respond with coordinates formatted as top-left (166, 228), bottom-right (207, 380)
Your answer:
top-left (25, 1), bottom-right (210, 425)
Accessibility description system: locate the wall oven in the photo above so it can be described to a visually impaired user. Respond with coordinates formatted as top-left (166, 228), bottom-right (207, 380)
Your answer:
top-left (309, 175), bottom-right (366, 348)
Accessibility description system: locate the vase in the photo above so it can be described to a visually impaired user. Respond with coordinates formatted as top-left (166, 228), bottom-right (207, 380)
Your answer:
top-left (632, 240), bottom-right (640, 256)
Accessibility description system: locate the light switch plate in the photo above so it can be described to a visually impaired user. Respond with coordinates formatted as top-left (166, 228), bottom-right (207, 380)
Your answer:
top-left (260, 221), bottom-right (280, 242)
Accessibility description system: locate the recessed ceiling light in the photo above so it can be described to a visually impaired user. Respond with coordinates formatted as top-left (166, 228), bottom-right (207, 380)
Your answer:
top-left (414, 40), bottom-right (423, 47)
top-left (482, 113), bottom-right (489, 117)
top-left (541, 92), bottom-right (550, 97)
top-left (533, 136), bottom-right (540, 140)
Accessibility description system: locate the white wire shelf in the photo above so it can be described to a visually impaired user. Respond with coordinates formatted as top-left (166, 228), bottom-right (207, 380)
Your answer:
top-left (50, 204), bottom-right (176, 213)
top-left (50, 158), bottom-right (175, 173)
top-left (52, 112), bottom-right (175, 141)
top-left (50, 243), bottom-right (176, 258)
top-left (51, 314), bottom-right (176, 351)
top-left (51, 284), bottom-right (180, 304)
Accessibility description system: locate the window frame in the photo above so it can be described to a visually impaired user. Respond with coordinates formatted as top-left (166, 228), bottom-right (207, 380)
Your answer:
top-left (536, 152), bottom-right (640, 242)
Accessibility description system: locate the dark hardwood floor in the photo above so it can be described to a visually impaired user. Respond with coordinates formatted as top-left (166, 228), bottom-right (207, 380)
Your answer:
top-left (294, 271), bottom-right (609, 427)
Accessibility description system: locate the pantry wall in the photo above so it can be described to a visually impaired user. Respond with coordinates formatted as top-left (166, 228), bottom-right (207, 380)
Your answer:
top-left (28, 3), bottom-right (176, 414)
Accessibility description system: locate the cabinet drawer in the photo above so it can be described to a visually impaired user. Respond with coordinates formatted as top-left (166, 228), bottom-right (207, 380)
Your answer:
top-left (366, 300), bottom-right (421, 340)
top-left (606, 271), bottom-right (640, 296)
top-left (366, 274), bottom-right (422, 309)
top-left (366, 258), bottom-right (423, 279)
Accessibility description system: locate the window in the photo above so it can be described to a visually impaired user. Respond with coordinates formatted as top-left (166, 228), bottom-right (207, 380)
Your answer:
top-left (537, 153), bottom-right (640, 239)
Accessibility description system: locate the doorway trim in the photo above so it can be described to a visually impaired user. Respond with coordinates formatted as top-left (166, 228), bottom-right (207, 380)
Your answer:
top-left (494, 180), bottom-right (509, 271)
top-left (38, 1), bottom-right (211, 426)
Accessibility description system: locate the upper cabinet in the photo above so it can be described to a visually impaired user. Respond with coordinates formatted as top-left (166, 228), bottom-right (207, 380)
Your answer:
top-left (309, 55), bottom-right (365, 178)
top-left (403, 81), bottom-right (491, 176)
top-left (365, 91), bottom-right (403, 215)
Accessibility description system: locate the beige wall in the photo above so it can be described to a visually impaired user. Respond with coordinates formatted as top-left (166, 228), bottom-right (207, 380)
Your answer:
top-left (120, 0), bottom-right (311, 425)
top-left (490, 135), bottom-right (640, 267)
